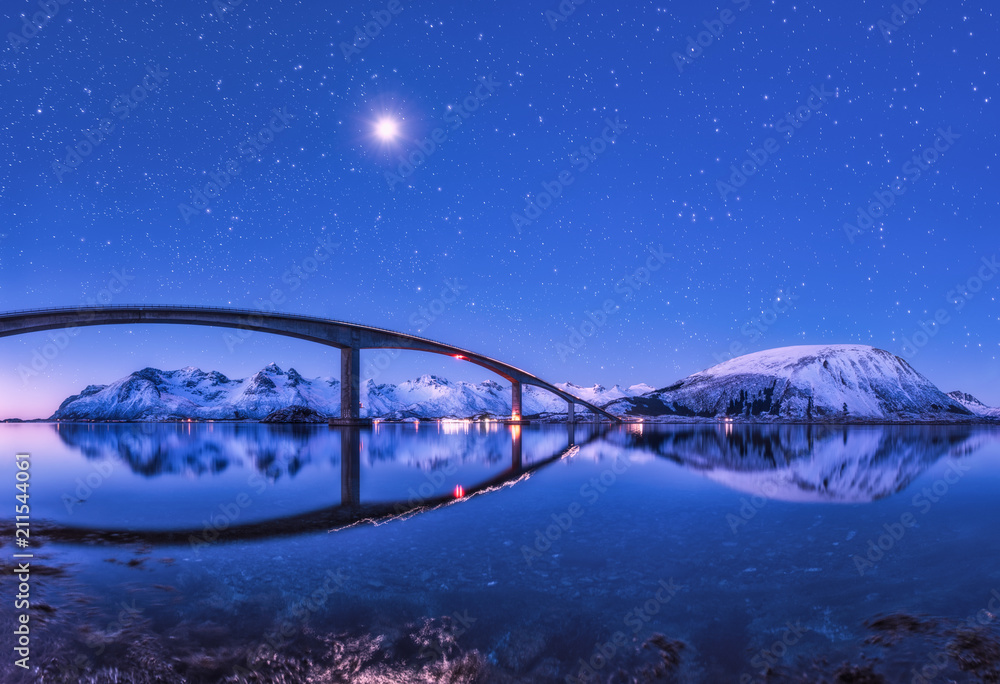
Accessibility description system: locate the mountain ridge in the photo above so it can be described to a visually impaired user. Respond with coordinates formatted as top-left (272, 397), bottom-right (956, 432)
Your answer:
top-left (605, 344), bottom-right (989, 422)
top-left (40, 345), bottom-right (1000, 423)
top-left (48, 364), bottom-right (640, 421)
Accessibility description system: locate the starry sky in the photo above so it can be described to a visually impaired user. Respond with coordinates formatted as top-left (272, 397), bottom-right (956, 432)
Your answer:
top-left (1, 0), bottom-right (998, 419)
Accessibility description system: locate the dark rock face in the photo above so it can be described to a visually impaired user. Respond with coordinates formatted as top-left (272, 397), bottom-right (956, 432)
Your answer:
top-left (260, 405), bottom-right (327, 423)
top-left (948, 390), bottom-right (986, 408)
top-left (244, 371), bottom-right (278, 394)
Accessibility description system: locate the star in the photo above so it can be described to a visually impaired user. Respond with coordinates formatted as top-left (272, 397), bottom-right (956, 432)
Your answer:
top-left (374, 117), bottom-right (399, 142)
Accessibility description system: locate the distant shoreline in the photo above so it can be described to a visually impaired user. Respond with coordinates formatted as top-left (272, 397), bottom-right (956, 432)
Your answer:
top-left (4, 417), bottom-right (999, 426)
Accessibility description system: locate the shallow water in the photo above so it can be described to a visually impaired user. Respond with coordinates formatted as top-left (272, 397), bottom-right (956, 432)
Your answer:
top-left (1, 422), bottom-right (998, 683)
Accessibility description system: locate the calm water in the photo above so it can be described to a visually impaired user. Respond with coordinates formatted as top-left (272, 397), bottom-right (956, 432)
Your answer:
top-left (1, 422), bottom-right (999, 683)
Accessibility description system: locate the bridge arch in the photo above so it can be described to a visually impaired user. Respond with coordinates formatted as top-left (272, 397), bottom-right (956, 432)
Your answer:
top-left (0, 305), bottom-right (620, 422)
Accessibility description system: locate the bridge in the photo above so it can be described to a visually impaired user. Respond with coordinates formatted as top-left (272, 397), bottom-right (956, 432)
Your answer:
top-left (0, 305), bottom-right (620, 422)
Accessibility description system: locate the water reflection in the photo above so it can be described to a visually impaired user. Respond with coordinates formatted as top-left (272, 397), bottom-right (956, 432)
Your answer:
top-left (26, 422), bottom-right (996, 547)
top-left (615, 423), bottom-right (992, 502)
top-left (32, 422), bottom-right (604, 545)
top-left (1, 422), bottom-right (998, 683)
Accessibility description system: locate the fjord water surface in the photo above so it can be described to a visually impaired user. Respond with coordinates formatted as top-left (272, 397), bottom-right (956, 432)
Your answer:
top-left (1, 422), bottom-right (998, 682)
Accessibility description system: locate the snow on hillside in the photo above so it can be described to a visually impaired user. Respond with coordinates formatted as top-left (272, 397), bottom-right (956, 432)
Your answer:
top-left (606, 345), bottom-right (975, 422)
top-left (49, 365), bottom-right (641, 421)
top-left (522, 382), bottom-right (636, 415)
top-left (947, 390), bottom-right (1000, 417)
top-left (46, 346), bottom-right (993, 422)
top-left (51, 364), bottom-right (342, 421)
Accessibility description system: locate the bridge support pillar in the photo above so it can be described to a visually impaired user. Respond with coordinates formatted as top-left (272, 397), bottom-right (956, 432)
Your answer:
top-left (329, 347), bottom-right (372, 426)
top-left (503, 380), bottom-right (529, 424)
top-left (567, 402), bottom-right (575, 423)
top-left (341, 429), bottom-right (361, 507)
top-left (511, 425), bottom-right (522, 471)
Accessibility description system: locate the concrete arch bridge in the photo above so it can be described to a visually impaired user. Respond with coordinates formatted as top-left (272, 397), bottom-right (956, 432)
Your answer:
top-left (0, 305), bottom-right (620, 423)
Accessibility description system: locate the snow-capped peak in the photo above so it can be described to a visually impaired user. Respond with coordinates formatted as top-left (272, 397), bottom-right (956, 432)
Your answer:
top-left (947, 390), bottom-right (995, 416)
top-left (607, 344), bottom-right (975, 422)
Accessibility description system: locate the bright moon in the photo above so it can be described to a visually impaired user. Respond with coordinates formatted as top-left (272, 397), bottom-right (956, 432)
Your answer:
top-left (375, 118), bottom-right (399, 141)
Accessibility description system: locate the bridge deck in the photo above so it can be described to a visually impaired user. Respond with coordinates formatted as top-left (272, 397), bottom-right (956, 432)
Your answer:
top-left (0, 305), bottom-right (621, 422)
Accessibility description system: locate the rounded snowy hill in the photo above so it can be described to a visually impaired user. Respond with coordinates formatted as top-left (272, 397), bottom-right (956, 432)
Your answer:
top-left (608, 344), bottom-right (974, 421)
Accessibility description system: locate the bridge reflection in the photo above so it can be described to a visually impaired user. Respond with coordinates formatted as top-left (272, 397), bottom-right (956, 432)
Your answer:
top-left (340, 421), bottom-right (577, 509)
top-left (31, 423), bottom-right (601, 547)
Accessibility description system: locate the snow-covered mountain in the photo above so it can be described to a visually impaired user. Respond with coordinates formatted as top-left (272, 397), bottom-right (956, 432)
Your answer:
top-left (51, 364), bottom-right (340, 421)
top-left (49, 364), bottom-right (640, 421)
top-left (947, 390), bottom-right (1000, 417)
top-left (45, 346), bottom-right (995, 422)
top-left (606, 345), bottom-right (977, 422)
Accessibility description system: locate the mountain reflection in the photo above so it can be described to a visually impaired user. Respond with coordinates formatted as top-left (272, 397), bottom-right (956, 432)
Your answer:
top-left (54, 422), bottom-right (341, 480)
top-left (53, 422), bottom-right (573, 481)
top-left (614, 424), bottom-right (995, 502)
top-left (35, 422), bottom-right (598, 545)
top-left (39, 423), bottom-right (998, 549)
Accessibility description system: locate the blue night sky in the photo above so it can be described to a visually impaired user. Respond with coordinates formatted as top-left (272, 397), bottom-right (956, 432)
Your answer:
top-left (1, 0), bottom-right (998, 419)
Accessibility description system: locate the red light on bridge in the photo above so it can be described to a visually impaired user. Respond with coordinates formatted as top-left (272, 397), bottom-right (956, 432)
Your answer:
top-left (453, 485), bottom-right (465, 498)
top-left (454, 355), bottom-right (466, 360)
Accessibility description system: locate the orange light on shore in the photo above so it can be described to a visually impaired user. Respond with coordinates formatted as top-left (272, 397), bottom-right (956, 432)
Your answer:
top-left (453, 485), bottom-right (465, 498)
